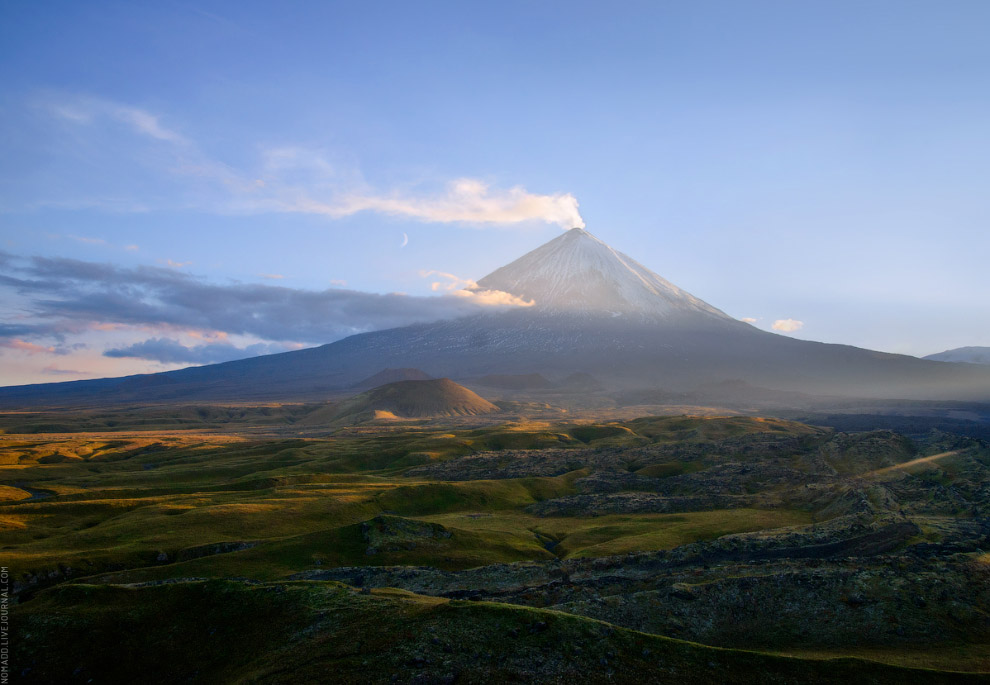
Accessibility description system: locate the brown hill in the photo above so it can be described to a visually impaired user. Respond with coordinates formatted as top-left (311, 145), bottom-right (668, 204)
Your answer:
top-left (331, 378), bottom-right (500, 423)
top-left (352, 367), bottom-right (433, 389)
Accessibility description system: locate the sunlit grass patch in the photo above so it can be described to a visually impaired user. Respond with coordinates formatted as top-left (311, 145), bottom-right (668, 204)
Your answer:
top-left (554, 508), bottom-right (812, 558)
top-left (0, 513), bottom-right (30, 529)
top-left (0, 484), bottom-right (31, 501)
top-left (417, 508), bottom-right (812, 559)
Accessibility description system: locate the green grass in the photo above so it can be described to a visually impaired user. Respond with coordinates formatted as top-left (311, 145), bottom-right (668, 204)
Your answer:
top-left (5, 412), bottom-right (990, 679)
top-left (416, 508), bottom-right (813, 559)
top-left (624, 415), bottom-right (826, 442)
top-left (15, 579), bottom-right (981, 684)
top-left (0, 417), bottom-right (817, 585)
top-left (635, 461), bottom-right (706, 478)
top-left (767, 645), bottom-right (990, 675)
top-left (0, 416), bottom-right (842, 587)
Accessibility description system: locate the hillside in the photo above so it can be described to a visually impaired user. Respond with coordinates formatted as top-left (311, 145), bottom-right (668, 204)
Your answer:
top-left (18, 579), bottom-right (978, 684)
top-left (925, 347), bottom-right (990, 365)
top-left (331, 378), bottom-right (500, 422)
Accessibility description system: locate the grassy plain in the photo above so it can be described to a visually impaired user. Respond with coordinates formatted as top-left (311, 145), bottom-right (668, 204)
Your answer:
top-left (4, 407), bottom-right (988, 680)
top-left (0, 414), bottom-right (817, 583)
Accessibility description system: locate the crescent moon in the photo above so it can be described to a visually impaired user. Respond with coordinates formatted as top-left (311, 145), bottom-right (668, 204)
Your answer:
top-left (401, 232), bottom-right (409, 248)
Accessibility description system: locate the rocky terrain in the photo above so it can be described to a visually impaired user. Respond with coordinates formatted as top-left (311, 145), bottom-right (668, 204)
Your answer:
top-left (5, 412), bottom-right (990, 680)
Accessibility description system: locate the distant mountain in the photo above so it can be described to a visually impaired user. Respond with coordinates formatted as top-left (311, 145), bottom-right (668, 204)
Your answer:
top-left (475, 373), bottom-right (553, 390)
top-left (2, 228), bottom-right (989, 405)
top-left (558, 372), bottom-right (605, 392)
top-left (352, 368), bottom-right (433, 389)
top-left (330, 379), bottom-right (499, 423)
top-left (924, 347), bottom-right (990, 365)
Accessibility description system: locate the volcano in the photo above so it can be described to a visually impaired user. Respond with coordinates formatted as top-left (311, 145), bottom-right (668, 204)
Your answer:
top-left (330, 378), bottom-right (500, 423)
top-left (2, 228), bottom-right (988, 405)
top-left (475, 228), bottom-right (733, 321)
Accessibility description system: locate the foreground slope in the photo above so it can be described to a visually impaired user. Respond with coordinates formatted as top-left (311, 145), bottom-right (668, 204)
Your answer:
top-left (2, 228), bottom-right (988, 404)
top-left (16, 579), bottom-right (983, 684)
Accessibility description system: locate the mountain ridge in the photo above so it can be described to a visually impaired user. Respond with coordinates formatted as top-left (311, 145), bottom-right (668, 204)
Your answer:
top-left (1, 228), bottom-right (988, 405)
top-left (924, 346), bottom-right (990, 365)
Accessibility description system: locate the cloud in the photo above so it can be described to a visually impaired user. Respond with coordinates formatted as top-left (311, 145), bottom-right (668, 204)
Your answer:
top-left (258, 273), bottom-right (284, 280)
top-left (104, 337), bottom-right (297, 364)
top-left (124, 244), bottom-right (140, 252)
top-left (0, 339), bottom-right (56, 355)
top-left (110, 105), bottom-right (187, 144)
top-left (42, 96), bottom-right (585, 229)
top-left (451, 288), bottom-right (535, 307)
top-left (0, 253), bottom-right (534, 349)
top-left (741, 317), bottom-right (758, 324)
top-left (772, 318), bottom-right (804, 332)
top-left (424, 271), bottom-right (476, 293)
top-left (68, 235), bottom-right (107, 245)
top-left (52, 97), bottom-right (188, 145)
top-left (42, 364), bottom-right (87, 376)
top-left (421, 270), bottom-right (534, 307)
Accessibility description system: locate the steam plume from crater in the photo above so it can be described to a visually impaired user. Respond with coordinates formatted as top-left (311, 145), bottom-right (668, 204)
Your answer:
top-left (329, 178), bottom-right (585, 229)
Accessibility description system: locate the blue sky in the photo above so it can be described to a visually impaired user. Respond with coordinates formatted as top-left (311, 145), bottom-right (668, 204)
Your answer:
top-left (2, 1), bottom-right (989, 385)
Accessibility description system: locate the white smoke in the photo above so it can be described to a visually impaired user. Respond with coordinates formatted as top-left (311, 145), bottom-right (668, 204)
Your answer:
top-left (304, 178), bottom-right (585, 229)
top-left (46, 96), bottom-right (586, 230)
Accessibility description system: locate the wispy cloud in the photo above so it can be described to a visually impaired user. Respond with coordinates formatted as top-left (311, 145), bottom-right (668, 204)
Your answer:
top-left (287, 178), bottom-right (585, 229)
top-left (104, 337), bottom-right (298, 364)
top-left (110, 105), bottom-right (187, 144)
top-left (0, 339), bottom-right (56, 355)
top-left (51, 97), bottom-right (188, 145)
top-left (42, 364), bottom-right (88, 376)
top-left (258, 273), bottom-right (284, 280)
top-left (68, 235), bottom-right (108, 245)
top-left (0, 253), bottom-right (534, 351)
top-left (741, 317), bottom-right (758, 324)
top-left (772, 318), bottom-right (804, 332)
top-left (38, 95), bottom-right (585, 229)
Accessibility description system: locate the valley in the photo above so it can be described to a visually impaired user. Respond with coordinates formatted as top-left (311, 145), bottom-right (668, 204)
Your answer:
top-left (4, 404), bottom-right (989, 682)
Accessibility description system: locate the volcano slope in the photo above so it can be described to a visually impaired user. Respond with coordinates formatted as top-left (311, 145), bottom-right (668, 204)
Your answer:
top-left (4, 406), bottom-right (990, 682)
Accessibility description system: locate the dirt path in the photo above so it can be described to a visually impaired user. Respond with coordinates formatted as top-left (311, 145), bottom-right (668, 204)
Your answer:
top-left (868, 450), bottom-right (964, 477)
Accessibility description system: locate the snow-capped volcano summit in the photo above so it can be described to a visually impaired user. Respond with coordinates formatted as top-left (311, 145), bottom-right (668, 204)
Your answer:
top-left (476, 228), bottom-right (733, 322)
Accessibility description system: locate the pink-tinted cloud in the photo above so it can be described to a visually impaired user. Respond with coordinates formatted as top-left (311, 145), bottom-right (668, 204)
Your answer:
top-left (1, 339), bottom-right (56, 354)
top-left (772, 318), bottom-right (804, 332)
